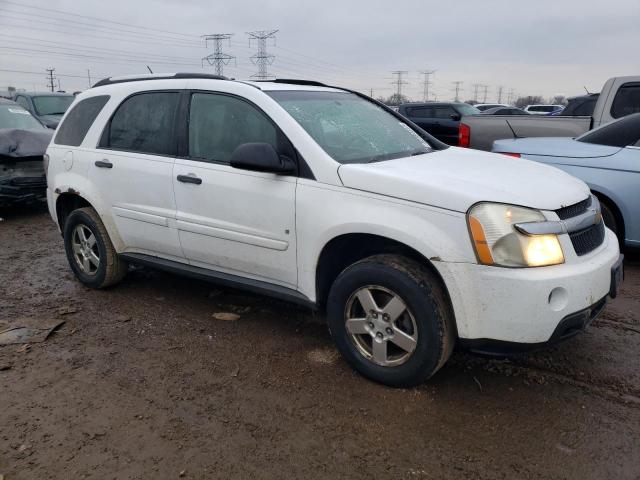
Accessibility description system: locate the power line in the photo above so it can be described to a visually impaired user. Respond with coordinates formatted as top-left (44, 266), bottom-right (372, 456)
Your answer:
top-left (419, 70), bottom-right (436, 102)
top-left (201, 34), bottom-right (235, 76)
top-left (452, 81), bottom-right (463, 102)
top-left (247, 30), bottom-right (278, 80)
top-left (390, 71), bottom-right (408, 98)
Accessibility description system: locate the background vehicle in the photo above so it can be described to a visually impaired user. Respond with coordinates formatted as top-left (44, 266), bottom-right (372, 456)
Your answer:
top-left (523, 104), bottom-right (564, 115)
top-left (398, 101), bottom-right (480, 145)
top-left (555, 93), bottom-right (600, 116)
top-left (475, 103), bottom-right (507, 112)
top-left (493, 113), bottom-right (640, 250)
top-left (12, 92), bottom-right (75, 129)
top-left (480, 106), bottom-right (529, 115)
top-left (46, 74), bottom-right (620, 387)
top-left (460, 76), bottom-right (640, 151)
top-left (0, 98), bottom-right (52, 206)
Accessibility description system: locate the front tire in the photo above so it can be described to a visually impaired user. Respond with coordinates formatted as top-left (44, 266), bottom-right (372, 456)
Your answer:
top-left (326, 254), bottom-right (455, 387)
top-left (63, 207), bottom-right (127, 289)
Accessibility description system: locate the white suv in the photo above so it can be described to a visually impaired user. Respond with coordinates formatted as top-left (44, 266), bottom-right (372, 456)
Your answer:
top-left (46, 73), bottom-right (623, 386)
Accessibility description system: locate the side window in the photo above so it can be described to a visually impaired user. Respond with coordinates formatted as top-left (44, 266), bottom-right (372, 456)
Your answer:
top-left (407, 106), bottom-right (433, 118)
top-left (188, 93), bottom-right (279, 164)
top-left (16, 96), bottom-right (30, 111)
top-left (54, 95), bottom-right (110, 147)
top-left (433, 106), bottom-right (456, 119)
top-left (611, 82), bottom-right (640, 119)
top-left (573, 99), bottom-right (596, 116)
top-left (101, 92), bottom-right (180, 155)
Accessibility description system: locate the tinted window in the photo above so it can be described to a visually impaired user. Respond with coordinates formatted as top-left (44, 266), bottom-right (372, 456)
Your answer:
top-left (32, 95), bottom-right (74, 116)
top-left (455, 104), bottom-right (481, 116)
top-left (573, 99), bottom-right (597, 116)
top-left (15, 96), bottom-right (30, 110)
top-left (103, 92), bottom-right (180, 155)
top-left (407, 106), bottom-right (433, 118)
top-left (188, 93), bottom-right (278, 163)
top-left (268, 90), bottom-right (433, 164)
top-left (54, 95), bottom-right (109, 146)
top-left (611, 82), bottom-right (640, 119)
top-left (576, 113), bottom-right (640, 147)
top-left (432, 106), bottom-right (456, 119)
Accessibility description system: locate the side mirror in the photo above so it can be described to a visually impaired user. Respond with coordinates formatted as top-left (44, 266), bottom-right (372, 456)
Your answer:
top-left (450, 114), bottom-right (462, 121)
top-left (229, 143), bottom-right (296, 175)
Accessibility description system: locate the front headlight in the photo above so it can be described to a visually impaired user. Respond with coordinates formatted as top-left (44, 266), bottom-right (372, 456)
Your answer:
top-left (467, 202), bottom-right (564, 267)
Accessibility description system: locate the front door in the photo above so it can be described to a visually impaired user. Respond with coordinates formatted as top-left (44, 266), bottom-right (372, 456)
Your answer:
top-left (173, 92), bottom-right (298, 287)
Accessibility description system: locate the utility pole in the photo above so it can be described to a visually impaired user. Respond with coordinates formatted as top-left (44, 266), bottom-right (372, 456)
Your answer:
top-left (247, 30), bottom-right (278, 80)
top-left (46, 68), bottom-right (55, 92)
top-left (452, 81), bottom-right (463, 102)
top-left (202, 33), bottom-right (235, 77)
top-left (369, 88), bottom-right (374, 98)
top-left (390, 71), bottom-right (409, 100)
top-left (87, 69), bottom-right (92, 88)
top-left (482, 84), bottom-right (489, 103)
top-left (497, 85), bottom-right (504, 104)
top-left (507, 88), bottom-right (515, 105)
top-left (419, 69), bottom-right (436, 102)
top-left (472, 83), bottom-right (481, 102)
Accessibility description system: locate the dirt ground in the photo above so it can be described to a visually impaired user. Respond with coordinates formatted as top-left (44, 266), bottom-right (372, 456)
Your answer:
top-left (1, 205), bottom-right (639, 480)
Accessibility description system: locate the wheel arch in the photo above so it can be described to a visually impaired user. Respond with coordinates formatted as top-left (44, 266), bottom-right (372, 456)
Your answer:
top-left (590, 188), bottom-right (625, 241)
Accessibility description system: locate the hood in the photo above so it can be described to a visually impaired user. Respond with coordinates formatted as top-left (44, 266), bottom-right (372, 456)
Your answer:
top-left (38, 114), bottom-right (62, 129)
top-left (337, 146), bottom-right (589, 213)
top-left (0, 128), bottom-right (54, 159)
top-left (492, 137), bottom-right (621, 158)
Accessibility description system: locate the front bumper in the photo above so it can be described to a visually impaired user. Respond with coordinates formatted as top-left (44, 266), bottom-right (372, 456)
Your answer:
top-left (436, 228), bottom-right (621, 345)
top-left (0, 176), bottom-right (47, 205)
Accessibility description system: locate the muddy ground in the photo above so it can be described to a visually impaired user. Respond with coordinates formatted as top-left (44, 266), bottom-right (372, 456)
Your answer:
top-left (1, 205), bottom-right (639, 480)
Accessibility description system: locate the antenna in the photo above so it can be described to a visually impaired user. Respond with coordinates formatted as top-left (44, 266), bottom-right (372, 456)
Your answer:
top-left (146, 65), bottom-right (153, 73)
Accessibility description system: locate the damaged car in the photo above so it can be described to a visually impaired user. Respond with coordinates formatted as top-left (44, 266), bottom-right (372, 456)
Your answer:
top-left (0, 99), bottom-right (52, 207)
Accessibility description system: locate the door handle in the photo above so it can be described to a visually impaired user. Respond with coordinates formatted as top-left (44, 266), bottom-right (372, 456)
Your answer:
top-left (95, 160), bottom-right (113, 169)
top-left (177, 174), bottom-right (202, 185)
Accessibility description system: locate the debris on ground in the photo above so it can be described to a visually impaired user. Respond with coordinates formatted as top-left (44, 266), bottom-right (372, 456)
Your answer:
top-left (57, 305), bottom-right (78, 316)
top-left (0, 319), bottom-right (65, 345)
top-left (473, 376), bottom-right (483, 393)
top-left (212, 312), bottom-right (240, 321)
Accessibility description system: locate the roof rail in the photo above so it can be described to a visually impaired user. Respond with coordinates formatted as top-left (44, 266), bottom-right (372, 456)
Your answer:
top-left (92, 72), bottom-right (228, 88)
top-left (256, 79), bottom-right (330, 87)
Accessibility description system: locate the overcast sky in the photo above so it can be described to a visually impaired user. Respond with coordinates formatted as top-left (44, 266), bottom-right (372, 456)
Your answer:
top-left (1, 0), bottom-right (638, 102)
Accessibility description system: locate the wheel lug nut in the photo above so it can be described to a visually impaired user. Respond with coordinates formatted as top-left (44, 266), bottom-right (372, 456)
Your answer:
top-left (371, 312), bottom-right (378, 319)
top-left (386, 327), bottom-right (393, 335)
top-left (376, 332), bottom-right (383, 339)
top-left (383, 314), bottom-right (390, 321)
top-left (368, 322), bottom-right (374, 328)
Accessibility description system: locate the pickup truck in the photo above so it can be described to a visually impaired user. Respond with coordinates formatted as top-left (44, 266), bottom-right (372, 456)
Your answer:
top-left (459, 76), bottom-right (640, 151)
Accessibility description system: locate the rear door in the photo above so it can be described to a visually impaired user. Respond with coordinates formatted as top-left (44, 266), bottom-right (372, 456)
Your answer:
top-left (172, 91), bottom-right (298, 287)
top-left (405, 106), bottom-right (438, 137)
top-left (434, 105), bottom-right (460, 145)
top-left (88, 90), bottom-right (184, 260)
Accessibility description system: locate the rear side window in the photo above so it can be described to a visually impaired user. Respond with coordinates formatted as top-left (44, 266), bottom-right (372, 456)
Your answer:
top-left (611, 82), bottom-right (640, 119)
top-left (101, 92), bottom-right (180, 156)
top-left (433, 106), bottom-right (456, 119)
top-left (188, 93), bottom-right (278, 164)
top-left (407, 106), bottom-right (433, 118)
top-left (576, 113), bottom-right (640, 147)
top-left (54, 95), bottom-right (110, 146)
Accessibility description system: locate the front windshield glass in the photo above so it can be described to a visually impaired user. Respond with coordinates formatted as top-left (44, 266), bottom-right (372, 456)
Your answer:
top-left (267, 90), bottom-right (433, 164)
top-left (0, 105), bottom-right (45, 129)
top-left (33, 95), bottom-right (74, 116)
top-left (456, 104), bottom-right (481, 116)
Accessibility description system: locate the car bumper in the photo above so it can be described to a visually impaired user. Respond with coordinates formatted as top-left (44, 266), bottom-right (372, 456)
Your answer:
top-left (436, 229), bottom-right (621, 345)
top-left (0, 176), bottom-right (47, 205)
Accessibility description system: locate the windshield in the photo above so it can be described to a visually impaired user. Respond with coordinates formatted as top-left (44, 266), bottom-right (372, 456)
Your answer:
top-left (33, 95), bottom-right (74, 116)
top-left (576, 112), bottom-right (640, 147)
top-left (456, 104), bottom-right (481, 116)
top-left (0, 105), bottom-right (45, 130)
top-left (267, 90), bottom-right (433, 164)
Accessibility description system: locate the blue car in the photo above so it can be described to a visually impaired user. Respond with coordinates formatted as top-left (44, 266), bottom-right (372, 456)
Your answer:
top-left (492, 113), bottom-right (640, 250)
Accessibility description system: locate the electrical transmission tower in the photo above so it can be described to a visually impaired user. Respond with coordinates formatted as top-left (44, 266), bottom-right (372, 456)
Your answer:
top-left (202, 33), bottom-right (235, 76)
top-left (507, 88), bottom-right (515, 105)
top-left (482, 84), bottom-right (489, 103)
top-left (452, 81), bottom-right (463, 101)
top-left (472, 83), bottom-right (481, 102)
top-left (497, 85), bottom-right (504, 104)
top-left (390, 71), bottom-right (409, 99)
top-left (247, 30), bottom-right (278, 80)
top-left (46, 68), bottom-right (56, 92)
top-left (419, 70), bottom-right (436, 102)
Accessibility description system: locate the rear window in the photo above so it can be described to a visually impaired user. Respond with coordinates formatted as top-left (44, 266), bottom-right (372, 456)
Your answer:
top-left (576, 113), bottom-right (640, 147)
top-left (100, 92), bottom-right (180, 156)
top-left (54, 95), bottom-right (110, 146)
top-left (610, 82), bottom-right (640, 119)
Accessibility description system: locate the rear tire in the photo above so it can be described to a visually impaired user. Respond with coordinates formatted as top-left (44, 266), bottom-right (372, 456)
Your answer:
top-left (63, 207), bottom-right (127, 289)
top-left (326, 254), bottom-right (455, 387)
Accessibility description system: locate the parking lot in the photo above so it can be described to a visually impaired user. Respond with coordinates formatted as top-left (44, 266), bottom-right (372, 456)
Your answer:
top-left (1, 204), bottom-right (639, 479)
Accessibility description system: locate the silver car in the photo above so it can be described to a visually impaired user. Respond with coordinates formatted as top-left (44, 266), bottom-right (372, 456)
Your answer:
top-left (492, 113), bottom-right (640, 250)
